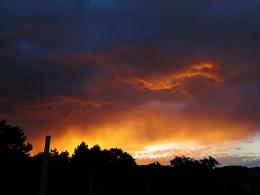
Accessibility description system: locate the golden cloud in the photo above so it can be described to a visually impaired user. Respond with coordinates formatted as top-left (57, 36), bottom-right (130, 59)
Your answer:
top-left (123, 63), bottom-right (222, 92)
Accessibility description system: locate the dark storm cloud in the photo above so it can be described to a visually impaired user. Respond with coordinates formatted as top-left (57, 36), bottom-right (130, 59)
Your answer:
top-left (0, 0), bottom-right (260, 161)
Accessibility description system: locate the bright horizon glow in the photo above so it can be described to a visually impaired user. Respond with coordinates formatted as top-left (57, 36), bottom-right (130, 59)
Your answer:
top-left (132, 134), bottom-right (260, 166)
top-left (31, 131), bottom-right (260, 167)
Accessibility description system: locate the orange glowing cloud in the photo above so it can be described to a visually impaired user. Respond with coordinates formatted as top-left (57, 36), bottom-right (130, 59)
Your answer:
top-left (30, 98), bottom-right (254, 156)
top-left (8, 51), bottom-right (256, 159)
top-left (1, 47), bottom-right (258, 163)
top-left (122, 63), bottom-right (222, 97)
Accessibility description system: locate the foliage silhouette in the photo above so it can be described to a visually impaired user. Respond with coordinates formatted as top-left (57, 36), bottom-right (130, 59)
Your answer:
top-left (170, 156), bottom-right (220, 170)
top-left (0, 120), bottom-right (32, 161)
top-left (0, 120), bottom-right (33, 195)
top-left (1, 120), bottom-right (260, 195)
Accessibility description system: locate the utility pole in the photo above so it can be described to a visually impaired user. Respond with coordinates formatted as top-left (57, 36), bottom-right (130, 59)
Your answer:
top-left (39, 136), bottom-right (51, 195)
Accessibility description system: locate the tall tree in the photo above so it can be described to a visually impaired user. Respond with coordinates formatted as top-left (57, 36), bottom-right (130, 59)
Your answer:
top-left (0, 120), bottom-right (32, 161)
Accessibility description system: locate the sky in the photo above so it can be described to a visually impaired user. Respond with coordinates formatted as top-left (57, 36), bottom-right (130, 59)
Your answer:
top-left (1, 0), bottom-right (260, 166)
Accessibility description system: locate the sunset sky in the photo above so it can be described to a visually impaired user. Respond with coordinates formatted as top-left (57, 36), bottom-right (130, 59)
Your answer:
top-left (1, 0), bottom-right (260, 166)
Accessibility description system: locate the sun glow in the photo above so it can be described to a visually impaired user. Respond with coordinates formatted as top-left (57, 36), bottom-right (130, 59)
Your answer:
top-left (132, 141), bottom-right (204, 160)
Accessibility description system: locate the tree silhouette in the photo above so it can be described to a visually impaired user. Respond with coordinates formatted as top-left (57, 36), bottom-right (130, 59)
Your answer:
top-left (170, 156), bottom-right (220, 170)
top-left (48, 149), bottom-right (71, 195)
top-left (1, 120), bottom-right (260, 195)
top-left (0, 120), bottom-right (32, 161)
top-left (200, 156), bottom-right (220, 169)
top-left (107, 148), bottom-right (136, 167)
top-left (0, 120), bottom-right (33, 195)
top-left (170, 156), bottom-right (199, 168)
top-left (71, 142), bottom-right (89, 163)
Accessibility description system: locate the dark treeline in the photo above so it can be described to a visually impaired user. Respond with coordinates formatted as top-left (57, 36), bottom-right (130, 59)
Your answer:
top-left (1, 120), bottom-right (260, 195)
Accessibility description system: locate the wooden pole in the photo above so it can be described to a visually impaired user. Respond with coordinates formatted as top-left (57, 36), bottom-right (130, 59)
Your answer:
top-left (39, 136), bottom-right (51, 195)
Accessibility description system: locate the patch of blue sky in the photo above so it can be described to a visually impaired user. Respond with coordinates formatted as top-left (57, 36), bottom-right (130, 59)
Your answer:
top-left (89, 0), bottom-right (118, 10)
